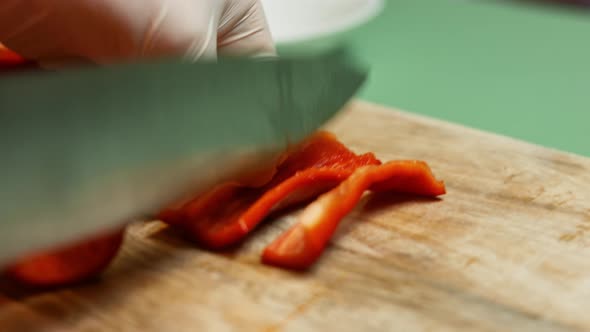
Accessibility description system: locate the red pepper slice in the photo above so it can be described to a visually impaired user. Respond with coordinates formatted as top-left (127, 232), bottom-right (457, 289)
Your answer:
top-left (3, 229), bottom-right (125, 288)
top-left (0, 44), bottom-right (37, 72)
top-left (158, 131), bottom-right (381, 249)
top-left (262, 161), bottom-right (446, 270)
top-left (0, 45), bottom-right (25, 66)
top-left (184, 168), bottom-right (357, 248)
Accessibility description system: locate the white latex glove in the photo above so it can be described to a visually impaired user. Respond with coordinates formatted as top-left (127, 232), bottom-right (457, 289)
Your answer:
top-left (0, 0), bottom-right (275, 68)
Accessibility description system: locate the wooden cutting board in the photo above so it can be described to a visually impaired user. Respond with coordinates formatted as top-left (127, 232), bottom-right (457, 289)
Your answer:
top-left (1, 101), bottom-right (589, 332)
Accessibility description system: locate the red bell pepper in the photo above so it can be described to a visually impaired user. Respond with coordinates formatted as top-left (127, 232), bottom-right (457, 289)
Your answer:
top-left (158, 131), bottom-right (381, 249)
top-left (262, 161), bottom-right (446, 270)
top-left (184, 168), bottom-right (358, 248)
top-left (4, 229), bottom-right (125, 288)
top-left (0, 45), bottom-right (25, 66)
top-left (0, 45), bottom-right (36, 72)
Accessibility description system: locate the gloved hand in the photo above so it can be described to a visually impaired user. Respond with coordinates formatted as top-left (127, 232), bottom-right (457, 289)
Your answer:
top-left (0, 0), bottom-right (275, 68)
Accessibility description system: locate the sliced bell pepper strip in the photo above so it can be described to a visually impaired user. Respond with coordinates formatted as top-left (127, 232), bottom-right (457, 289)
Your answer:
top-left (3, 229), bottom-right (125, 288)
top-left (262, 160), bottom-right (446, 270)
top-left (185, 168), bottom-right (358, 248)
top-left (0, 44), bottom-right (37, 72)
top-left (155, 132), bottom-right (321, 228)
top-left (158, 131), bottom-right (380, 249)
top-left (157, 155), bottom-right (283, 229)
top-left (0, 45), bottom-right (25, 66)
top-left (159, 182), bottom-right (242, 228)
top-left (264, 132), bottom-right (381, 186)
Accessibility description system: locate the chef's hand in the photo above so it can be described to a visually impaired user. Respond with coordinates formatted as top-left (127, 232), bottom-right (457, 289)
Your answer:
top-left (0, 0), bottom-right (275, 68)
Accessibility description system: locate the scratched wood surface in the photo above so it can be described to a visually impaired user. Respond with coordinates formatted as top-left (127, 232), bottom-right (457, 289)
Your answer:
top-left (1, 100), bottom-right (589, 332)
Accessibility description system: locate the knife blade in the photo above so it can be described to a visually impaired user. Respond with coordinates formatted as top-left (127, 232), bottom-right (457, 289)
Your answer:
top-left (0, 50), bottom-right (367, 263)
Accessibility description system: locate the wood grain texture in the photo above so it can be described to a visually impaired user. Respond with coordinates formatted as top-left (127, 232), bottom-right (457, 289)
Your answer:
top-left (1, 100), bottom-right (589, 332)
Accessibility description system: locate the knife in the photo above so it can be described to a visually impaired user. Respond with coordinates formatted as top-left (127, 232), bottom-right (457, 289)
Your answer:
top-left (0, 50), bottom-right (367, 263)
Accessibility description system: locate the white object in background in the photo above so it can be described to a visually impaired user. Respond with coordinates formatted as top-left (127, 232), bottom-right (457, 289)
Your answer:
top-left (261, 0), bottom-right (384, 48)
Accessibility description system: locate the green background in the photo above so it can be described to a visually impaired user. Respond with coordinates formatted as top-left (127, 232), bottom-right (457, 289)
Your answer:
top-left (280, 0), bottom-right (590, 157)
